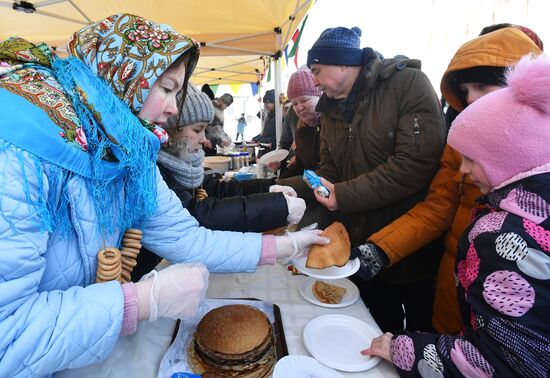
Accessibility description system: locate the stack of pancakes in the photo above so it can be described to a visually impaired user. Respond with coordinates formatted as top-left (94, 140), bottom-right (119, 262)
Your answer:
top-left (188, 304), bottom-right (276, 377)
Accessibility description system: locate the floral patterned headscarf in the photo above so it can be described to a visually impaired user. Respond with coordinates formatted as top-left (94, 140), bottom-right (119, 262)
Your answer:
top-left (0, 14), bottom-right (200, 234)
top-left (68, 13), bottom-right (199, 114)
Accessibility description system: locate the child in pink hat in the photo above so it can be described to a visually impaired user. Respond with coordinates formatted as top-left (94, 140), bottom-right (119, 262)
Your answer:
top-left (364, 54), bottom-right (550, 377)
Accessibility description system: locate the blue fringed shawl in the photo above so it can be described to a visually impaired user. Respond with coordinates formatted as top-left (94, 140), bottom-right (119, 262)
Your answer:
top-left (0, 57), bottom-right (159, 236)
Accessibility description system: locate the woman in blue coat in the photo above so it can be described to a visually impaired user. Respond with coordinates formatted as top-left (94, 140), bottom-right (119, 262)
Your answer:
top-left (0, 14), bottom-right (326, 376)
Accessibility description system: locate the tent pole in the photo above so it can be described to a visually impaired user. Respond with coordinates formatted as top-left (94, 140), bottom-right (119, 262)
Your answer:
top-left (274, 57), bottom-right (283, 148)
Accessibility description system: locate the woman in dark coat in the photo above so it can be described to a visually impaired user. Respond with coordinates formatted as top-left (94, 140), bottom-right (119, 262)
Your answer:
top-left (134, 85), bottom-right (305, 279)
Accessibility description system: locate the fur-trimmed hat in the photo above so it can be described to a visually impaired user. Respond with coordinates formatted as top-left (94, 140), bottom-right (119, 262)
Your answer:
top-left (448, 54), bottom-right (550, 188)
top-left (307, 26), bottom-right (364, 67)
top-left (287, 67), bottom-right (322, 100)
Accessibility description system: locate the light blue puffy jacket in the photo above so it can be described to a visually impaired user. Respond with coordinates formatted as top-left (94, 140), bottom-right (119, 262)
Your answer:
top-left (0, 145), bottom-right (262, 377)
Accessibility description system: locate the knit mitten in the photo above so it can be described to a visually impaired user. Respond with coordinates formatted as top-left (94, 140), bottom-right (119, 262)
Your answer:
top-left (350, 242), bottom-right (389, 281)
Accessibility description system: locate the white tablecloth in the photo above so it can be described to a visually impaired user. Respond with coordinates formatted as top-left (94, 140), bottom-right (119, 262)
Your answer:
top-left (56, 264), bottom-right (398, 378)
top-left (206, 264), bottom-right (398, 377)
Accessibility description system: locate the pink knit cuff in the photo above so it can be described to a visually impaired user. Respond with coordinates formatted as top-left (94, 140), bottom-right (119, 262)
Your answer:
top-left (259, 235), bottom-right (276, 265)
top-left (120, 282), bottom-right (139, 336)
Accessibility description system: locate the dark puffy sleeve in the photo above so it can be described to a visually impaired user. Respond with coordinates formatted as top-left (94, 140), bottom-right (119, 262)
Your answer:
top-left (185, 192), bottom-right (288, 232)
top-left (202, 173), bottom-right (275, 197)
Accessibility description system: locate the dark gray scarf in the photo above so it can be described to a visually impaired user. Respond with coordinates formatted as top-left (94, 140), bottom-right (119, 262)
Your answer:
top-left (156, 149), bottom-right (205, 190)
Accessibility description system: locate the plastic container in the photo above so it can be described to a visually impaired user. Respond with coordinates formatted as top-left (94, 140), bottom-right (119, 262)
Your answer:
top-left (234, 172), bottom-right (256, 181)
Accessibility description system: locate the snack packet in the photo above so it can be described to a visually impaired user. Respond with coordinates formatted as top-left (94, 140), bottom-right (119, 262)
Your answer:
top-left (303, 170), bottom-right (330, 198)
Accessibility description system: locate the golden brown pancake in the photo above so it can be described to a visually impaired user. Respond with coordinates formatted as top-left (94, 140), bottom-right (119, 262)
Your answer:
top-left (306, 222), bottom-right (351, 268)
top-left (312, 280), bottom-right (347, 304)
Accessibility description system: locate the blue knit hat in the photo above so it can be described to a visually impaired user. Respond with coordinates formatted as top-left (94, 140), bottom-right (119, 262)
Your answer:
top-left (307, 26), bottom-right (364, 67)
top-left (263, 89), bottom-right (275, 104)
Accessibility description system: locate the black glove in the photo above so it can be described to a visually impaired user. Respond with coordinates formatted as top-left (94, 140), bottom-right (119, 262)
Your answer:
top-left (350, 242), bottom-right (389, 281)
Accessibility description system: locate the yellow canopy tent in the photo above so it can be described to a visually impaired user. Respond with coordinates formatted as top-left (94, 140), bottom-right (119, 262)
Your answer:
top-left (0, 0), bottom-right (312, 85)
top-left (1, 0), bottom-right (314, 141)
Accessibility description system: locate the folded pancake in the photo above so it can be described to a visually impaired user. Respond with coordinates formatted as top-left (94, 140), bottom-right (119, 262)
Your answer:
top-left (188, 304), bottom-right (276, 377)
top-left (312, 280), bottom-right (347, 304)
top-left (306, 222), bottom-right (350, 268)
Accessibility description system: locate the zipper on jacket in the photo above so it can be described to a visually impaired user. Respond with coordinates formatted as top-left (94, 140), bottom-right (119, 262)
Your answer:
top-left (413, 117), bottom-right (421, 154)
top-left (348, 123), bottom-right (352, 139)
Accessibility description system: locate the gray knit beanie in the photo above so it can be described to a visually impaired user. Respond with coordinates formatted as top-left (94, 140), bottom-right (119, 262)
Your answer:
top-left (218, 93), bottom-right (234, 106)
top-left (166, 84), bottom-right (214, 129)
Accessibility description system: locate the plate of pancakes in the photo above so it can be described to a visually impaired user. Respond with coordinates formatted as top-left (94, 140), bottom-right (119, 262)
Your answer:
top-left (292, 255), bottom-right (360, 279)
top-left (292, 222), bottom-right (360, 279)
top-left (299, 277), bottom-right (360, 308)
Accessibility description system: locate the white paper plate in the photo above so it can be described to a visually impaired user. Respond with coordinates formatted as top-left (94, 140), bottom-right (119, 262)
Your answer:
top-left (303, 314), bottom-right (382, 372)
top-left (292, 255), bottom-right (360, 279)
top-left (273, 355), bottom-right (344, 378)
top-left (299, 277), bottom-right (360, 308)
top-left (258, 149), bottom-right (289, 164)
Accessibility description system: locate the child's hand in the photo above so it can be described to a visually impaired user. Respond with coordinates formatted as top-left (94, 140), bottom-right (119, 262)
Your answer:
top-left (361, 332), bottom-right (393, 362)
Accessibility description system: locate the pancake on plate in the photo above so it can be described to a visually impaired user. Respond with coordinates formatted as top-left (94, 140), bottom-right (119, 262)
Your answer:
top-left (188, 304), bottom-right (275, 377)
top-left (312, 281), bottom-right (347, 304)
top-left (306, 222), bottom-right (350, 269)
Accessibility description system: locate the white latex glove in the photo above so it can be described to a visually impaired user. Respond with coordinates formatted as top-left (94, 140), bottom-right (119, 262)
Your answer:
top-left (284, 194), bottom-right (306, 224)
top-left (135, 263), bottom-right (209, 322)
top-left (269, 184), bottom-right (297, 197)
top-left (275, 229), bottom-right (330, 265)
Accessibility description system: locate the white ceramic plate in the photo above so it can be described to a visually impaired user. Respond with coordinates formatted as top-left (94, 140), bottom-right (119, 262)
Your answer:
top-left (273, 355), bottom-right (344, 378)
top-left (292, 255), bottom-right (360, 280)
top-left (258, 149), bottom-right (289, 164)
top-left (299, 277), bottom-right (360, 308)
top-left (303, 314), bottom-right (382, 372)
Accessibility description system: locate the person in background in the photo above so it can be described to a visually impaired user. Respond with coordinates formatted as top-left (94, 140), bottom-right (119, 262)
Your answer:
top-left (200, 83), bottom-right (215, 100)
top-left (365, 53), bottom-right (550, 378)
top-left (0, 14), bottom-right (327, 376)
top-left (352, 27), bottom-right (542, 335)
top-left (278, 26), bottom-right (446, 332)
top-left (203, 92), bottom-right (233, 156)
top-left (279, 91), bottom-right (289, 109)
top-left (278, 105), bottom-right (298, 152)
top-left (267, 67), bottom-right (322, 178)
top-left (251, 89), bottom-right (277, 151)
top-left (133, 85), bottom-right (306, 279)
top-left (272, 101), bottom-right (299, 176)
top-left (236, 112), bottom-right (247, 141)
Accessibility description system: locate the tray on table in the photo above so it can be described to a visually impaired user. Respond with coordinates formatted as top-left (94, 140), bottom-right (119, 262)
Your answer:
top-left (158, 298), bottom-right (288, 377)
